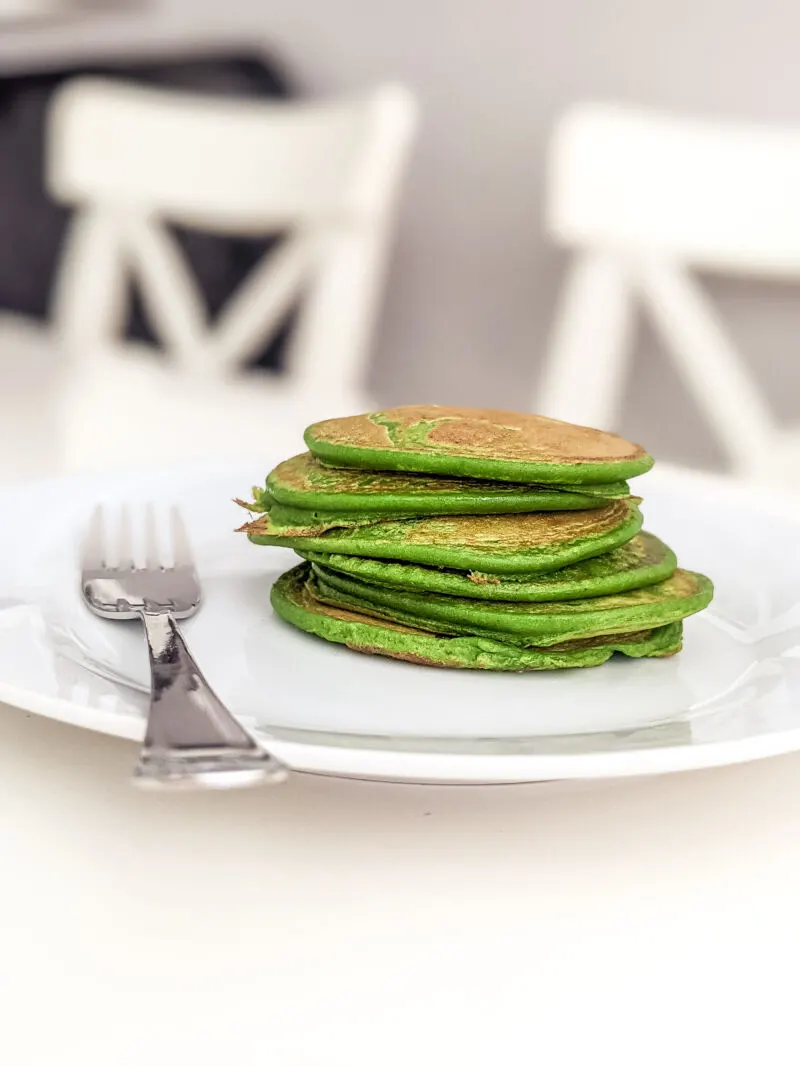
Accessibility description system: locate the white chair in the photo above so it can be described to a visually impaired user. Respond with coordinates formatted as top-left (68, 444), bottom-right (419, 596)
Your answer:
top-left (537, 101), bottom-right (800, 485)
top-left (45, 77), bottom-right (417, 472)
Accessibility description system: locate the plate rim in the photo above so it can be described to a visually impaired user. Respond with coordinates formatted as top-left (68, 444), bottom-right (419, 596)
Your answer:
top-left (2, 460), bottom-right (800, 784)
top-left (5, 674), bottom-right (800, 783)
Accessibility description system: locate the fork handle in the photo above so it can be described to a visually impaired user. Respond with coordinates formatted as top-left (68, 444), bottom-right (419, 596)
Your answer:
top-left (136, 610), bottom-right (287, 788)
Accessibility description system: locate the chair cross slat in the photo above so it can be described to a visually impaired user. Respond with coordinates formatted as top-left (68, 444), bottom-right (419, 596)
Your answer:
top-left (538, 102), bottom-right (800, 483)
top-left (44, 78), bottom-right (417, 472)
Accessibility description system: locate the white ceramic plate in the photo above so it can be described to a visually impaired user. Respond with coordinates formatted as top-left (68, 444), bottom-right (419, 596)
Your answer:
top-left (0, 459), bottom-right (798, 783)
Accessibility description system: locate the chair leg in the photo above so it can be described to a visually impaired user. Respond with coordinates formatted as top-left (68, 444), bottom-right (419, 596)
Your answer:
top-left (636, 257), bottom-right (777, 478)
top-left (50, 209), bottom-right (127, 357)
top-left (536, 250), bottom-right (634, 429)
top-left (287, 225), bottom-right (388, 413)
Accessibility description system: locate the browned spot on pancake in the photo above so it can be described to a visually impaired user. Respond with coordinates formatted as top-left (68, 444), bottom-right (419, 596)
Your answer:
top-left (236, 517), bottom-right (266, 534)
top-left (468, 571), bottom-right (501, 585)
top-left (301, 581), bottom-right (425, 635)
top-left (270, 453), bottom-right (437, 495)
top-left (401, 500), bottom-right (632, 550)
top-left (423, 409), bottom-right (640, 462)
top-left (347, 644), bottom-right (450, 667)
top-left (606, 534), bottom-right (648, 567)
top-left (269, 454), bottom-right (319, 492)
top-left (583, 568), bottom-right (703, 609)
top-left (544, 628), bottom-right (656, 651)
top-left (309, 414), bottom-right (394, 450)
top-left (308, 405), bottom-right (647, 465)
top-left (663, 569), bottom-right (703, 598)
top-left (238, 514), bottom-right (328, 537)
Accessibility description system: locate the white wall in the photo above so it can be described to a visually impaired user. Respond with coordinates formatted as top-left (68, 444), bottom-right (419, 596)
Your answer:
top-left (4, 0), bottom-right (800, 466)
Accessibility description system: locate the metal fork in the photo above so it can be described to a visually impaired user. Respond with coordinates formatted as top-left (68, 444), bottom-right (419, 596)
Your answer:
top-left (80, 504), bottom-right (288, 789)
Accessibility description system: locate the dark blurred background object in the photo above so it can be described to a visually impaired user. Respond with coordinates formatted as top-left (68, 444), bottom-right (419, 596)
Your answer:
top-left (0, 48), bottom-right (295, 369)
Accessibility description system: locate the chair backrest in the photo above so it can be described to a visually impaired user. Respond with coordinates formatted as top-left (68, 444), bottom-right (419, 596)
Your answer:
top-left (547, 101), bottom-right (800, 276)
top-left (46, 77), bottom-right (417, 394)
top-left (540, 102), bottom-right (800, 481)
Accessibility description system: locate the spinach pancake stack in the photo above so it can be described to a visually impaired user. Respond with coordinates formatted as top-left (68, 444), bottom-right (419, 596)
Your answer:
top-left (238, 406), bottom-right (713, 671)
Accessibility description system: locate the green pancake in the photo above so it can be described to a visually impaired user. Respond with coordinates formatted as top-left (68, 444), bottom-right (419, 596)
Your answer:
top-left (298, 532), bottom-right (677, 601)
top-left (244, 496), bottom-right (438, 535)
top-left (242, 493), bottom-right (640, 536)
top-left (271, 564), bottom-right (684, 671)
top-left (304, 405), bottom-right (653, 485)
top-left (264, 452), bottom-right (630, 516)
top-left (243, 499), bottom-right (644, 576)
top-left (311, 565), bottom-right (713, 646)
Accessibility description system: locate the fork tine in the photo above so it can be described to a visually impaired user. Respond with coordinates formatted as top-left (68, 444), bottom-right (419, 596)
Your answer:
top-left (169, 506), bottom-right (193, 568)
top-left (81, 504), bottom-right (107, 571)
top-left (117, 504), bottom-right (134, 570)
top-left (144, 502), bottom-right (160, 569)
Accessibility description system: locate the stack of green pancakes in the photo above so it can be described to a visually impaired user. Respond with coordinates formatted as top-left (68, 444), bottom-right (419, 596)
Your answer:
top-left (238, 405), bottom-right (713, 671)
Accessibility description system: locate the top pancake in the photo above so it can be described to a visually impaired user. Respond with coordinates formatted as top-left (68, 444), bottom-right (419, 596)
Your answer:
top-left (304, 405), bottom-right (653, 485)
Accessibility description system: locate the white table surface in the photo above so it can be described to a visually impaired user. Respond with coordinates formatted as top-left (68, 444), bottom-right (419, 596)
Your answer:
top-left (2, 700), bottom-right (800, 1066)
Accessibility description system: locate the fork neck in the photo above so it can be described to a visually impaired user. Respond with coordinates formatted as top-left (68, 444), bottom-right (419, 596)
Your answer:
top-left (140, 610), bottom-right (178, 663)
